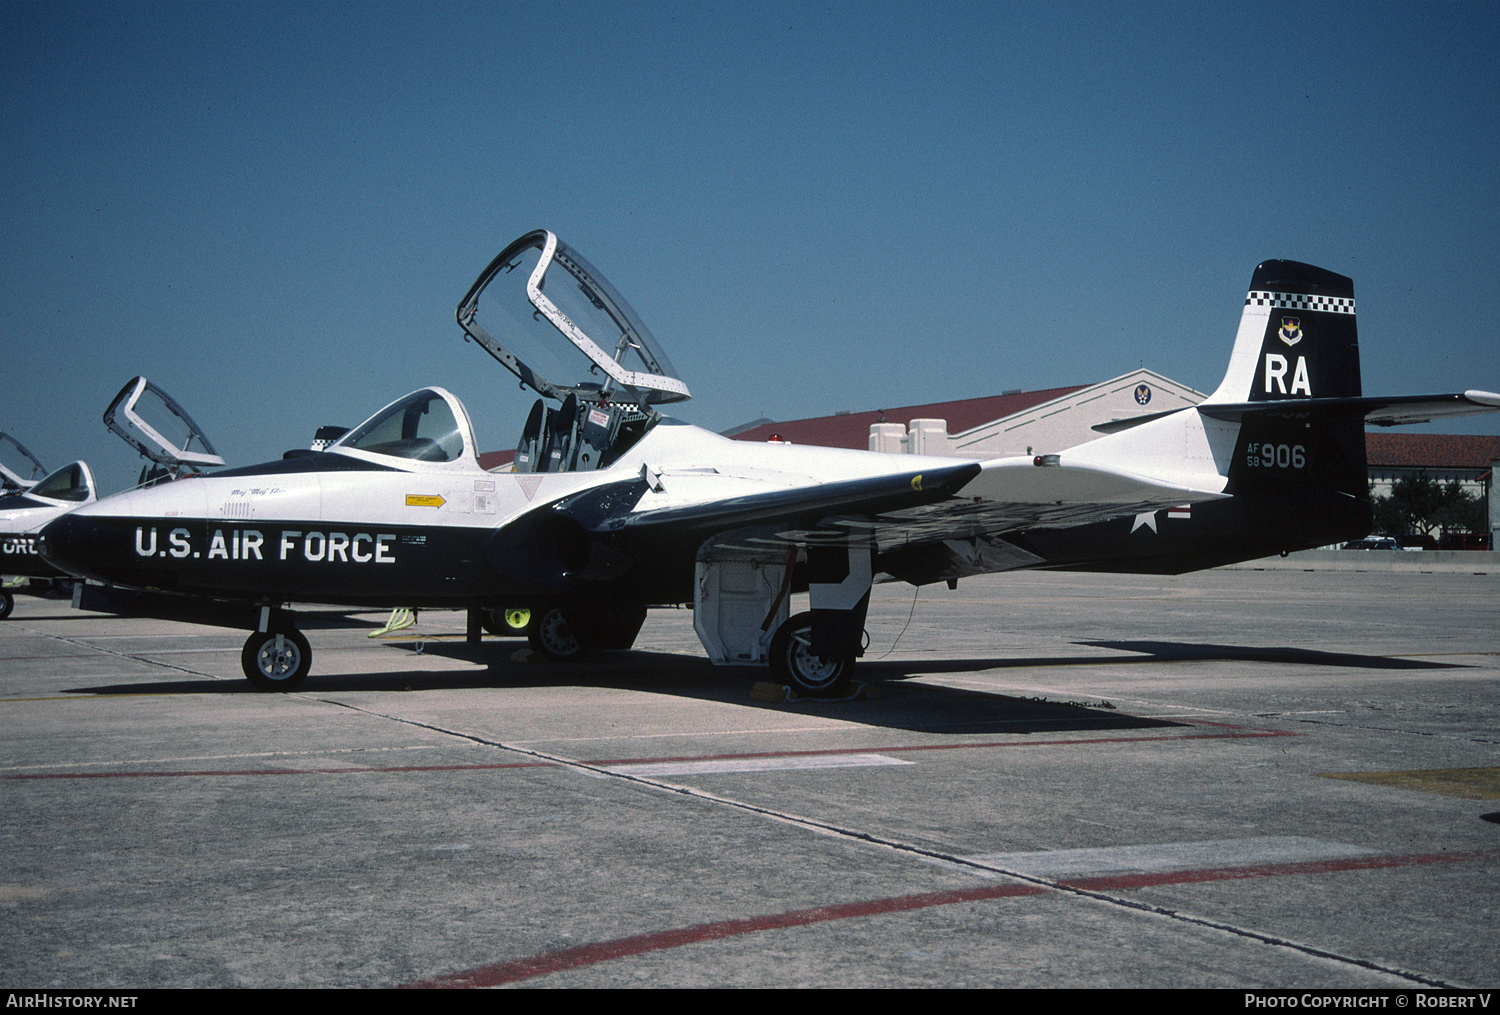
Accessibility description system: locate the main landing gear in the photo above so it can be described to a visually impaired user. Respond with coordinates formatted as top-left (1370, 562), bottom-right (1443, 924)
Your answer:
top-left (769, 611), bottom-right (853, 698)
top-left (694, 545), bottom-right (872, 699)
top-left (522, 604), bottom-right (648, 661)
top-left (527, 605), bottom-right (582, 660)
top-left (0, 590), bottom-right (13, 620)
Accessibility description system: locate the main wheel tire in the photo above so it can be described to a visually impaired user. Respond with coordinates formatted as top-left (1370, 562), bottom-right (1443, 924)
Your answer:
top-left (0, 591), bottom-right (12, 620)
top-left (242, 629), bottom-right (311, 691)
top-left (527, 606), bottom-right (583, 661)
top-left (769, 611), bottom-right (853, 698)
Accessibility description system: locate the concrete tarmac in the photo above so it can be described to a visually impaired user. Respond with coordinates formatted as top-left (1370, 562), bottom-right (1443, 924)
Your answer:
top-left (2, 568), bottom-right (1497, 989)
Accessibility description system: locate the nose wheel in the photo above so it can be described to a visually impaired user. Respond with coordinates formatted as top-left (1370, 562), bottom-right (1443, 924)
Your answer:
top-left (242, 628), bottom-right (311, 691)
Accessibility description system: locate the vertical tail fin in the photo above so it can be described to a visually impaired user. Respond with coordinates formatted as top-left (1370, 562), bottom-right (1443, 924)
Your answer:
top-left (1206, 261), bottom-right (1368, 501)
top-left (1204, 260), bottom-right (1360, 404)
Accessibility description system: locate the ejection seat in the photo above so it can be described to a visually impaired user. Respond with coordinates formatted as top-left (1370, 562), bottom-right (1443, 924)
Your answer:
top-left (544, 394), bottom-right (579, 472)
top-left (512, 396), bottom-right (654, 474)
top-left (513, 400), bottom-right (552, 474)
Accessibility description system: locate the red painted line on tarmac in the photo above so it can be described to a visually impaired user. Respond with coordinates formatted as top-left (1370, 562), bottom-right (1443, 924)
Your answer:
top-left (3, 761), bottom-right (555, 779)
top-left (402, 882), bottom-right (1052, 989)
top-left (583, 725), bottom-right (1298, 768)
top-left (402, 848), bottom-right (1499, 988)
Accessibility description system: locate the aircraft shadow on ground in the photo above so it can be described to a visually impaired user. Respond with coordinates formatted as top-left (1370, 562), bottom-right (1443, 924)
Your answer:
top-left (70, 638), bottom-right (1178, 736)
top-left (1076, 640), bottom-right (1465, 670)
top-left (73, 633), bottom-right (1454, 733)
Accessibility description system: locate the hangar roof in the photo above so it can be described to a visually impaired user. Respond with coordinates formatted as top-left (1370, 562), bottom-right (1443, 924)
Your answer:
top-left (727, 385), bottom-right (1088, 450)
top-left (1365, 433), bottom-right (1500, 470)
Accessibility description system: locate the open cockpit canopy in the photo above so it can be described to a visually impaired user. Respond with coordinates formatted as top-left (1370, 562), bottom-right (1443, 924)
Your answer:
top-left (0, 431), bottom-right (47, 492)
top-left (456, 230), bottom-right (690, 409)
top-left (328, 387), bottom-right (479, 468)
top-left (104, 377), bottom-right (225, 485)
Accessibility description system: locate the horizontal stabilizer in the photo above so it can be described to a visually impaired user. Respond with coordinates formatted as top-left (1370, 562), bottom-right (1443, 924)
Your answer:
top-left (1091, 408), bottom-right (1186, 434)
top-left (1196, 390), bottom-right (1500, 427)
top-left (1096, 390), bottom-right (1500, 433)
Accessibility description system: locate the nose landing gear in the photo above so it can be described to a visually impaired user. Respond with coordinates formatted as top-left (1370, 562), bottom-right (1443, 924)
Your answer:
top-left (242, 628), bottom-right (311, 691)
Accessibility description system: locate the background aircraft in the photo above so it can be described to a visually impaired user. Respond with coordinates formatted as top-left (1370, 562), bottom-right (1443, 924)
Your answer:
top-left (0, 377), bottom-right (222, 619)
top-left (38, 232), bottom-right (1500, 693)
top-left (0, 431), bottom-right (48, 495)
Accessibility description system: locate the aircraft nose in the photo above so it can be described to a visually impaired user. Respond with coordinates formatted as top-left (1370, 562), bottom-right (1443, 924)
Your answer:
top-left (38, 512), bottom-right (111, 581)
top-left (40, 502), bottom-right (193, 590)
top-left (37, 509), bottom-right (141, 581)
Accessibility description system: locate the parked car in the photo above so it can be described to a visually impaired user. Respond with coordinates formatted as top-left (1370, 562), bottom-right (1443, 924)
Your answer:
top-left (1342, 537), bottom-right (1401, 550)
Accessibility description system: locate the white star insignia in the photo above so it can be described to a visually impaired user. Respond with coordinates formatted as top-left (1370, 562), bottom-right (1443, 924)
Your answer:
top-left (1131, 511), bottom-right (1158, 534)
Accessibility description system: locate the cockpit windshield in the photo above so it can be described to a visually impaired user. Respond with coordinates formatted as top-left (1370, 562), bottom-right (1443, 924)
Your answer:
top-left (456, 230), bottom-right (690, 408)
top-left (333, 388), bottom-right (476, 465)
top-left (0, 432), bottom-right (47, 492)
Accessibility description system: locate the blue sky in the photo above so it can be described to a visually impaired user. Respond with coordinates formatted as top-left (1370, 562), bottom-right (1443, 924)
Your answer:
top-left (3, 0), bottom-right (1497, 494)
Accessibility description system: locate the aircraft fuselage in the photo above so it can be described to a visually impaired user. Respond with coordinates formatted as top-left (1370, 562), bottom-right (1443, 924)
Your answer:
top-left (1, 494), bottom-right (76, 579)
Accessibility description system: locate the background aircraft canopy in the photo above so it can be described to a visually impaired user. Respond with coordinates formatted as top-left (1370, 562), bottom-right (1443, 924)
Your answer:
top-left (103, 377), bottom-right (225, 471)
top-left (0, 432), bottom-right (47, 492)
top-left (456, 229), bottom-right (690, 408)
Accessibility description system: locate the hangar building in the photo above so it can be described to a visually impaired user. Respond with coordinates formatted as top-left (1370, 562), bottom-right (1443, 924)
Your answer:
top-left (728, 370), bottom-right (1500, 547)
top-left (726, 369), bottom-right (1204, 459)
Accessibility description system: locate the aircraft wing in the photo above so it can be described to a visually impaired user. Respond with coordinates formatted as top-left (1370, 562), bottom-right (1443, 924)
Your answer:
top-left (562, 457), bottom-right (1225, 559)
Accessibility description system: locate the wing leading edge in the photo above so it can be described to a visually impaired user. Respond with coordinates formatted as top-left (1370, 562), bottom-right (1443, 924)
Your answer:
top-left (606, 456), bottom-right (1225, 558)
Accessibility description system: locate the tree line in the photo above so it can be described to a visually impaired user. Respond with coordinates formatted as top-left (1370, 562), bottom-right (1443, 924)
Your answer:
top-left (1370, 473), bottom-right (1488, 543)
